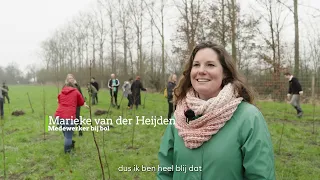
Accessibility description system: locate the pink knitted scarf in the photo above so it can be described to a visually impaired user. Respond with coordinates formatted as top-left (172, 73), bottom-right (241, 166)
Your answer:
top-left (174, 83), bottom-right (243, 149)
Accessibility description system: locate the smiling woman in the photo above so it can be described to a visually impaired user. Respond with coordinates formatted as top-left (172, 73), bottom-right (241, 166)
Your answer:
top-left (157, 41), bottom-right (276, 180)
top-left (190, 48), bottom-right (224, 100)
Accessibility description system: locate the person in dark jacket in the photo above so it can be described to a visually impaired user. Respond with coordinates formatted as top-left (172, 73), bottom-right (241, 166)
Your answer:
top-left (0, 87), bottom-right (8, 119)
top-left (2, 82), bottom-right (9, 104)
top-left (167, 74), bottom-right (177, 119)
top-left (55, 81), bottom-right (87, 153)
top-left (90, 77), bottom-right (99, 104)
top-left (108, 74), bottom-right (120, 107)
top-left (284, 72), bottom-right (303, 117)
top-left (131, 76), bottom-right (147, 109)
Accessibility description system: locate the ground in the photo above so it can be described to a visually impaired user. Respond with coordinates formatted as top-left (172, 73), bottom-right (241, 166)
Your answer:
top-left (0, 85), bottom-right (319, 180)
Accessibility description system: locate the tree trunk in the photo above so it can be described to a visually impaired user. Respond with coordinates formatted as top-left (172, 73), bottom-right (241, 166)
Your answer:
top-left (100, 42), bottom-right (104, 77)
top-left (294, 0), bottom-right (299, 77)
top-left (110, 11), bottom-right (115, 73)
top-left (221, 0), bottom-right (226, 47)
top-left (161, 0), bottom-right (165, 88)
top-left (129, 47), bottom-right (134, 76)
top-left (139, 0), bottom-right (143, 76)
top-left (123, 21), bottom-right (128, 77)
top-left (151, 17), bottom-right (154, 75)
top-left (229, 0), bottom-right (237, 63)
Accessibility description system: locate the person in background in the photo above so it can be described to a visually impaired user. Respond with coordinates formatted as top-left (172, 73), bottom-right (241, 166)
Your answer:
top-left (284, 72), bottom-right (303, 118)
top-left (0, 86), bottom-right (8, 119)
top-left (108, 74), bottom-right (120, 107)
top-left (131, 76), bottom-right (147, 109)
top-left (90, 77), bottom-right (99, 104)
top-left (87, 82), bottom-right (98, 105)
top-left (167, 74), bottom-right (177, 119)
top-left (122, 78), bottom-right (134, 109)
top-left (55, 76), bottom-right (88, 153)
top-left (2, 82), bottom-right (9, 104)
top-left (157, 41), bottom-right (275, 179)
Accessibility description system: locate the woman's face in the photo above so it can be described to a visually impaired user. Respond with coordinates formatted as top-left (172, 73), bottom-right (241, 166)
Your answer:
top-left (190, 48), bottom-right (224, 100)
top-left (67, 75), bottom-right (75, 84)
top-left (172, 75), bottom-right (177, 82)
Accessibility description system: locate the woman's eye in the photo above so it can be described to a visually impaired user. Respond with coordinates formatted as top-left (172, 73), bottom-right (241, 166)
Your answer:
top-left (192, 64), bottom-right (199, 67)
top-left (208, 64), bottom-right (215, 66)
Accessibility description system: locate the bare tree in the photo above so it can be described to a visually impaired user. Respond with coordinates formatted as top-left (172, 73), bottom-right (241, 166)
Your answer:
top-left (26, 63), bottom-right (38, 82)
top-left (143, 0), bottom-right (167, 87)
top-left (172, 0), bottom-right (204, 73)
top-left (221, 0), bottom-right (227, 47)
top-left (129, 0), bottom-right (145, 74)
top-left (306, 25), bottom-right (320, 75)
top-left (117, 0), bottom-right (131, 78)
top-left (254, 0), bottom-right (290, 99)
top-left (109, 1), bottom-right (116, 73)
top-left (86, 13), bottom-right (97, 71)
top-left (94, 2), bottom-right (108, 77)
top-left (276, 0), bottom-right (299, 77)
top-left (227, 0), bottom-right (237, 63)
top-left (293, 0), bottom-right (299, 77)
top-left (202, 0), bottom-right (231, 45)
top-left (236, 14), bottom-right (260, 70)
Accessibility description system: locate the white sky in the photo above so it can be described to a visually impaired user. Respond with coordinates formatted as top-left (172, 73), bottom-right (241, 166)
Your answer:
top-left (0, 0), bottom-right (320, 73)
top-left (0, 0), bottom-right (94, 71)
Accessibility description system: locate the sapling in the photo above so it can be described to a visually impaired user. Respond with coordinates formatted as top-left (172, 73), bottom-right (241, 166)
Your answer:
top-left (1, 121), bottom-right (6, 179)
top-left (88, 60), bottom-right (109, 180)
top-left (27, 92), bottom-right (34, 113)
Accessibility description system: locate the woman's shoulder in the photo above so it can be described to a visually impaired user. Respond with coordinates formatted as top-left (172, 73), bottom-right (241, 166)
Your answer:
top-left (236, 101), bottom-right (261, 113)
top-left (233, 101), bottom-right (264, 122)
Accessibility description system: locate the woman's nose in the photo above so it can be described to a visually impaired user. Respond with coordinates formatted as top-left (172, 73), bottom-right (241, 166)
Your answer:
top-left (198, 65), bottom-right (206, 74)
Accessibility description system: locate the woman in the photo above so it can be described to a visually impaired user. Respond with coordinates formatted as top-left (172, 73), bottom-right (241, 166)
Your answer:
top-left (131, 76), bottom-right (147, 109)
top-left (122, 78), bottom-right (134, 109)
top-left (157, 42), bottom-right (275, 179)
top-left (167, 74), bottom-right (177, 119)
top-left (65, 74), bottom-right (88, 136)
top-left (55, 75), bottom-right (87, 153)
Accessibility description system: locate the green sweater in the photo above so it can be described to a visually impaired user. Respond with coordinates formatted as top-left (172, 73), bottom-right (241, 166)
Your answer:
top-left (157, 101), bottom-right (276, 180)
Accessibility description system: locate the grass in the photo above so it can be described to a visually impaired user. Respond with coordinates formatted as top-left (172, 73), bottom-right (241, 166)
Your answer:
top-left (0, 85), bottom-right (319, 180)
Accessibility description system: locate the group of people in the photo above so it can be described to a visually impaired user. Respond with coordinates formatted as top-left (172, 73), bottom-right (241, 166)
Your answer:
top-left (54, 73), bottom-right (147, 153)
top-left (105, 73), bottom-right (147, 109)
top-left (52, 41), bottom-right (304, 179)
top-left (122, 76), bottom-right (147, 109)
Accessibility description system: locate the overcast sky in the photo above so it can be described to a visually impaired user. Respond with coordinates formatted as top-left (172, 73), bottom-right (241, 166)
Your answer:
top-left (0, 0), bottom-right (94, 71)
top-left (0, 0), bottom-right (319, 73)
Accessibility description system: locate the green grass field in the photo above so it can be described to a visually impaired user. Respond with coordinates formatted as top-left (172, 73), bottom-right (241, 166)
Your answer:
top-left (0, 85), bottom-right (319, 180)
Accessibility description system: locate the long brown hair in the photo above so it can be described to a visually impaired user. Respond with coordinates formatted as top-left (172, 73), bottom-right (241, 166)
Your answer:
top-left (174, 41), bottom-right (255, 104)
